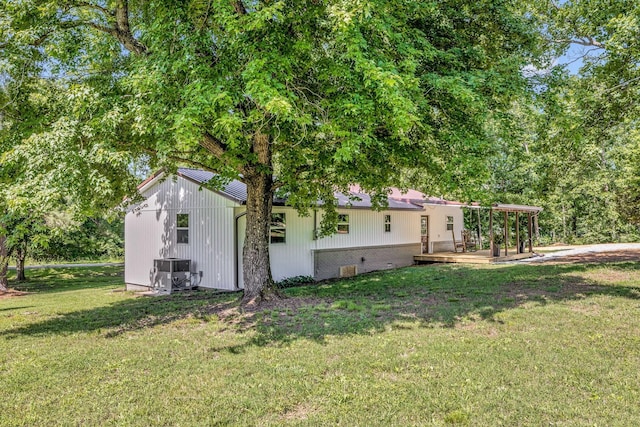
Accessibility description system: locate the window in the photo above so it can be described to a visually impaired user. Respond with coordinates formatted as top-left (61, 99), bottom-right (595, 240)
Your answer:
top-left (177, 213), bottom-right (189, 244)
top-left (337, 214), bottom-right (350, 234)
top-left (446, 216), bottom-right (454, 231)
top-left (270, 213), bottom-right (286, 244)
top-left (384, 214), bottom-right (391, 232)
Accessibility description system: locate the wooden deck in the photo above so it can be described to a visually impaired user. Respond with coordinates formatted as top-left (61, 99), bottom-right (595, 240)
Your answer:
top-left (414, 249), bottom-right (537, 264)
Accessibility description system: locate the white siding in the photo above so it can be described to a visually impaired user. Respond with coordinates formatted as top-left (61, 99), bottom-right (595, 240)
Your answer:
top-left (315, 209), bottom-right (419, 250)
top-left (265, 208), bottom-right (316, 282)
top-left (126, 173), bottom-right (466, 289)
top-left (125, 176), bottom-right (238, 290)
top-left (236, 208), bottom-right (316, 285)
top-left (421, 205), bottom-right (465, 252)
top-left (236, 205), bottom-right (464, 282)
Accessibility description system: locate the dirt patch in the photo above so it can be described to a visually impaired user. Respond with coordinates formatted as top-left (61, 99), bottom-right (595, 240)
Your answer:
top-left (0, 289), bottom-right (30, 300)
top-left (542, 249), bottom-right (640, 264)
top-left (280, 402), bottom-right (318, 421)
top-left (501, 281), bottom-right (602, 301)
top-left (579, 269), bottom-right (637, 284)
top-left (241, 296), bottom-right (330, 314)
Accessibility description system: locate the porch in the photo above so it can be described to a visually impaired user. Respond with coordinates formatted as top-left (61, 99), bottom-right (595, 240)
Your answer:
top-left (414, 203), bottom-right (543, 265)
top-left (414, 249), bottom-right (537, 264)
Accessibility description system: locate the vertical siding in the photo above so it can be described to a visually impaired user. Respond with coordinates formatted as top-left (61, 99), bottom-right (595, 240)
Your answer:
top-left (125, 209), bottom-right (169, 286)
top-left (236, 207), bottom-right (462, 283)
top-left (236, 208), bottom-right (315, 285)
top-left (422, 205), bottom-right (464, 253)
top-left (268, 209), bottom-right (316, 281)
top-left (126, 175), bottom-right (467, 290)
top-left (315, 209), bottom-right (420, 249)
top-left (125, 176), bottom-right (238, 290)
top-left (236, 212), bottom-right (245, 288)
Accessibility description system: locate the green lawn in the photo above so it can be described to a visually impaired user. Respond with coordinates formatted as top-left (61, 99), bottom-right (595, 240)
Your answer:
top-left (1, 261), bottom-right (640, 426)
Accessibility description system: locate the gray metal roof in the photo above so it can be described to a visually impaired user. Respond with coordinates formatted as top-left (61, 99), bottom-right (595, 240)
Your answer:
top-left (492, 203), bottom-right (543, 213)
top-left (176, 168), bottom-right (425, 210)
top-left (177, 168), bottom-right (247, 202)
top-left (333, 192), bottom-right (422, 210)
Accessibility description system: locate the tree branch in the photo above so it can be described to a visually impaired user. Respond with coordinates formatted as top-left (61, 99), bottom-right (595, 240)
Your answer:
top-left (160, 152), bottom-right (246, 184)
top-left (61, 1), bottom-right (148, 55)
top-left (112, 0), bottom-right (147, 55)
top-left (606, 75), bottom-right (640, 93)
top-left (231, 0), bottom-right (247, 15)
top-left (201, 132), bottom-right (228, 158)
top-left (9, 1), bottom-right (147, 55)
top-left (73, 1), bottom-right (114, 16)
top-left (200, 132), bottom-right (249, 176)
top-left (550, 37), bottom-right (605, 49)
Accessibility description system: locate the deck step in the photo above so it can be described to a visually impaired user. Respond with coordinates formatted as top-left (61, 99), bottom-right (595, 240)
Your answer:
top-left (414, 250), bottom-right (536, 264)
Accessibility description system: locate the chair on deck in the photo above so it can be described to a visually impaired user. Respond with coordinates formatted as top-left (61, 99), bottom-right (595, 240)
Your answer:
top-left (452, 229), bottom-right (477, 253)
top-left (462, 229), bottom-right (477, 252)
top-left (452, 229), bottom-right (465, 253)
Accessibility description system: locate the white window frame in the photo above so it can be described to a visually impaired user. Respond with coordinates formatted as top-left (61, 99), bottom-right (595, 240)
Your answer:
top-left (337, 214), bottom-right (350, 234)
top-left (384, 214), bottom-right (391, 233)
top-left (177, 213), bottom-right (189, 244)
top-left (270, 213), bottom-right (286, 244)
top-left (446, 216), bottom-right (454, 231)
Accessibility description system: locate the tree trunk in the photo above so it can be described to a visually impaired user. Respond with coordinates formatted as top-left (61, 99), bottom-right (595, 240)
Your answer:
top-left (240, 132), bottom-right (282, 306)
top-left (0, 234), bottom-right (8, 292)
top-left (16, 242), bottom-right (27, 282)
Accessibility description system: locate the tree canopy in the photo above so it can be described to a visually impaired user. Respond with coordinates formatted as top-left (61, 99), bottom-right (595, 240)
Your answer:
top-left (1, 0), bottom-right (543, 301)
top-left (0, 0), bottom-right (637, 298)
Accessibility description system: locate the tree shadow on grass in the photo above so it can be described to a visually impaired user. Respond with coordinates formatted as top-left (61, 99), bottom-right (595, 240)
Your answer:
top-left (9, 266), bottom-right (124, 294)
top-left (0, 306), bottom-right (34, 312)
top-left (2, 261), bottom-right (640, 348)
top-left (0, 289), bottom-right (241, 339)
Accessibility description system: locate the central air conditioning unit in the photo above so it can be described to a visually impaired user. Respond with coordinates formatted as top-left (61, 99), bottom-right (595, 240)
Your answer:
top-left (152, 258), bottom-right (194, 293)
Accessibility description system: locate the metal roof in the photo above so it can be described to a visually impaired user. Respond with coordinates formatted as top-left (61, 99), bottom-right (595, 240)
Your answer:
top-left (334, 192), bottom-right (423, 210)
top-left (170, 170), bottom-right (542, 213)
top-left (491, 203), bottom-right (543, 213)
top-left (175, 168), bottom-right (430, 210)
top-left (177, 168), bottom-right (246, 203)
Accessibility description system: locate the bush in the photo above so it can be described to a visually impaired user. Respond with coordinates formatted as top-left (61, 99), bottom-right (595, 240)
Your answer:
top-left (275, 275), bottom-right (315, 289)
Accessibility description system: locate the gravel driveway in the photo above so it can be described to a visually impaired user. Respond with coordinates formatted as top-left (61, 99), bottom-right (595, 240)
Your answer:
top-left (515, 243), bottom-right (640, 263)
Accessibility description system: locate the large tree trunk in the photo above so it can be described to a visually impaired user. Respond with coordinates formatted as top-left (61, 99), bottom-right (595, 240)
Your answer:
top-left (241, 132), bottom-right (282, 306)
top-left (0, 235), bottom-right (8, 292)
top-left (15, 241), bottom-right (27, 282)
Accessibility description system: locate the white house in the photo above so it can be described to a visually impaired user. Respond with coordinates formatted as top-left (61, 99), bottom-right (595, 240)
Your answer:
top-left (124, 168), bottom-right (465, 291)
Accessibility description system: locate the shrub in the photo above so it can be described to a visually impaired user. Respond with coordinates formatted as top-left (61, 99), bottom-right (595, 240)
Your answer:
top-left (275, 275), bottom-right (315, 289)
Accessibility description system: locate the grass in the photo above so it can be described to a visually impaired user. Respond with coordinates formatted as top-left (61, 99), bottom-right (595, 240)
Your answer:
top-left (1, 261), bottom-right (640, 425)
top-left (9, 257), bottom-right (124, 268)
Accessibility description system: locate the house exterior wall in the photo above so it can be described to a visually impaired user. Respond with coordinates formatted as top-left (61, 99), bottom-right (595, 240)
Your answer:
top-left (236, 205), bottom-right (464, 283)
top-left (125, 176), bottom-right (239, 291)
top-left (314, 243), bottom-right (421, 281)
top-left (125, 174), bottom-right (465, 290)
top-left (423, 205), bottom-right (465, 252)
top-left (236, 207), bottom-right (316, 287)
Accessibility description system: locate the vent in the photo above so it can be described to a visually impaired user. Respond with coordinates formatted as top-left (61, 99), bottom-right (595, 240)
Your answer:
top-left (339, 265), bottom-right (358, 278)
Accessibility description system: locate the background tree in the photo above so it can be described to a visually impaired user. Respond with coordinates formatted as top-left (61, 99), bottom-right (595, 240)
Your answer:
top-left (0, 72), bottom-right (138, 289)
top-left (525, 0), bottom-right (640, 242)
top-left (477, 0), bottom-right (640, 244)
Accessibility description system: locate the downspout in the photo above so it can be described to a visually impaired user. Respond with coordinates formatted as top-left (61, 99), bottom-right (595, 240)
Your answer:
top-left (312, 209), bottom-right (318, 279)
top-left (234, 210), bottom-right (247, 290)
